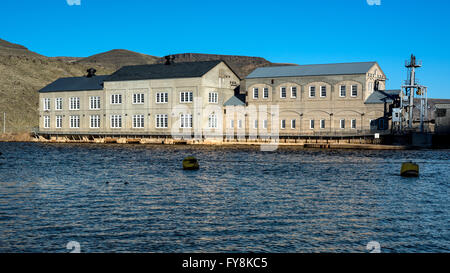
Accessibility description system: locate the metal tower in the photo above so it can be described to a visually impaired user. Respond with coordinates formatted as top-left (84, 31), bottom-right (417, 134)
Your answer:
top-left (400, 54), bottom-right (428, 132)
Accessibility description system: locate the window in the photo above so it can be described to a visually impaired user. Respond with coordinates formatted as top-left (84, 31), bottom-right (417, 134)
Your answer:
top-left (208, 114), bottom-right (218, 128)
top-left (263, 88), bottom-right (269, 99)
top-left (351, 119), bottom-right (357, 129)
top-left (340, 119), bottom-right (345, 129)
top-left (55, 98), bottom-right (63, 110)
top-left (69, 97), bottom-right (80, 110)
top-left (351, 85), bottom-right (358, 97)
top-left (291, 119), bottom-right (296, 129)
top-left (369, 82), bottom-right (374, 92)
top-left (310, 120), bottom-right (315, 129)
top-left (180, 92), bottom-right (193, 103)
top-left (320, 119), bottom-right (325, 129)
top-left (70, 115), bottom-right (80, 128)
top-left (111, 94), bottom-right (122, 104)
top-left (56, 115), bottom-right (62, 128)
top-left (133, 94), bottom-right (144, 104)
top-left (291, 87), bottom-right (297, 98)
top-left (43, 116), bottom-right (50, 128)
top-left (340, 86), bottom-right (346, 97)
top-left (253, 120), bottom-right (258, 129)
top-left (90, 115), bottom-right (100, 128)
top-left (90, 96), bottom-right (100, 110)
top-left (43, 98), bottom-right (50, 111)
top-left (180, 114), bottom-right (192, 128)
top-left (156, 92), bottom-right (168, 103)
top-left (253, 88), bottom-right (259, 99)
top-left (281, 120), bottom-right (286, 129)
top-left (230, 119), bottom-right (234, 129)
top-left (155, 114), bottom-right (168, 128)
top-left (208, 92), bottom-right (218, 103)
top-left (309, 86), bottom-right (316, 97)
top-left (110, 115), bottom-right (122, 128)
top-left (238, 120), bottom-right (242, 129)
top-left (379, 119), bottom-right (386, 130)
top-left (320, 86), bottom-right (327, 97)
top-left (133, 115), bottom-right (145, 128)
top-left (263, 120), bottom-right (268, 129)
top-left (280, 87), bottom-right (287, 98)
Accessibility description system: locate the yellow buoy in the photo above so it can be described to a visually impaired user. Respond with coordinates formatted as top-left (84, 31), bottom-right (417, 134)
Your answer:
top-left (401, 162), bottom-right (419, 177)
top-left (183, 156), bottom-right (199, 170)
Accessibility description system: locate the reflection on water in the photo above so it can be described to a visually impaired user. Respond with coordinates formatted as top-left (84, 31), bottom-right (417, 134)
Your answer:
top-left (0, 142), bottom-right (448, 253)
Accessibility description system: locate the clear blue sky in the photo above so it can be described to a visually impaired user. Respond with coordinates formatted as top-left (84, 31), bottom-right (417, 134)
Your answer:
top-left (1, 0), bottom-right (449, 98)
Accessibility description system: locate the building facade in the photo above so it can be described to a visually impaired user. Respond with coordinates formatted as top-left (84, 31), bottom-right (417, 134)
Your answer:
top-left (38, 60), bottom-right (396, 142)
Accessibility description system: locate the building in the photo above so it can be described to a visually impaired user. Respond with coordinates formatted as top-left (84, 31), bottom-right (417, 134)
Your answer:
top-left (239, 62), bottom-right (396, 137)
top-left (38, 59), bottom-right (398, 143)
top-left (38, 60), bottom-right (240, 142)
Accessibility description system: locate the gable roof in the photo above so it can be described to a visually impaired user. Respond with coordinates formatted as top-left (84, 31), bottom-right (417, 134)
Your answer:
top-left (39, 75), bottom-right (108, 93)
top-left (246, 62), bottom-right (377, 79)
top-left (365, 90), bottom-right (401, 104)
top-left (224, 95), bottom-right (246, 106)
top-left (105, 60), bottom-right (224, 82)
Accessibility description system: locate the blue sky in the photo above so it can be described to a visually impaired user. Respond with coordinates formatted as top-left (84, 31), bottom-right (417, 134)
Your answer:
top-left (1, 0), bottom-right (449, 98)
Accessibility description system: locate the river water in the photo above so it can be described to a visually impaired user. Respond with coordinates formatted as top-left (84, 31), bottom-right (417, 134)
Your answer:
top-left (0, 142), bottom-right (448, 253)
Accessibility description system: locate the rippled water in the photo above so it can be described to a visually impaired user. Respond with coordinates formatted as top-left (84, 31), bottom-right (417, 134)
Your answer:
top-left (0, 142), bottom-right (448, 253)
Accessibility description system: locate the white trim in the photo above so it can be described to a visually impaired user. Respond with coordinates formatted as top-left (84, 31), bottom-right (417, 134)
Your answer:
top-left (290, 86), bottom-right (297, 98)
top-left (351, 119), bottom-right (357, 129)
top-left (320, 119), bottom-right (325, 129)
top-left (155, 114), bottom-right (168, 128)
top-left (280, 119), bottom-right (286, 129)
top-left (320, 86), bottom-right (327, 98)
top-left (340, 119), bottom-right (345, 129)
top-left (351, 85), bottom-right (358, 97)
top-left (263, 87), bottom-right (269, 99)
top-left (156, 92), bottom-right (168, 104)
top-left (310, 120), bottom-right (315, 129)
top-left (132, 93), bottom-right (145, 104)
top-left (90, 115), bottom-right (100, 129)
top-left (309, 86), bottom-right (316, 98)
top-left (180, 92), bottom-right (193, 103)
top-left (280, 87), bottom-right (287, 99)
top-left (339, 85), bottom-right (346, 97)
top-left (253, 88), bottom-right (259, 99)
top-left (291, 119), bottom-right (296, 129)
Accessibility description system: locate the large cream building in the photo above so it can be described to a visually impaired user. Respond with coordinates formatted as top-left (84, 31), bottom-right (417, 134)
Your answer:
top-left (38, 59), bottom-right (398, 142)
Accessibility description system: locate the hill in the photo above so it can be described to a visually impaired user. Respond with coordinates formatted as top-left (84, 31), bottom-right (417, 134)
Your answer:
top-left (0, 39), bottom-right (292, 134)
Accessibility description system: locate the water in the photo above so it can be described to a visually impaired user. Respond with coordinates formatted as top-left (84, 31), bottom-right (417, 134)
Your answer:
top-left (0, 142), bottom-right (448, 253)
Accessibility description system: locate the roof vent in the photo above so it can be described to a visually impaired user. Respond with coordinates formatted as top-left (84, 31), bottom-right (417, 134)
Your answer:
top-left (164, 55), bottom-right (176, 65)
top-left (86, 68), bottom-right (97, 78)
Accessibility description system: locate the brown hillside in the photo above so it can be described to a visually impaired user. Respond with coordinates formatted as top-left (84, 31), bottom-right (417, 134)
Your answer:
top-left (76, 49), bottom-right (159, 69)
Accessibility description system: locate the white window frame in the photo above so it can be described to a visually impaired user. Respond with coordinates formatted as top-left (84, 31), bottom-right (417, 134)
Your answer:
top-left (43, 98), bottom-right (50, 111)
top-left (253, 88), bottom-right (259, 99)
top-left (280, 87), bottom-right (287, 99)
top-left (55, 98), bottom-right (63, 110)
top-left (133, 93), bottom-right (145, 104)
top-left (180, 92), bottom-right (193, 103)
top-left (340, 85), bottom-right (346, 97)
top-left (110, 115), bottom-right (122, 128)
top-left (291, 119), bottom-right (296, 129)
top-left (351, 85), bottom-right (358, 97)
top-left (43, 115), bottom-right (50, 128)
top-left (70, 115), bottom-right (80, 128)
top-left (89, 96), bottom-right (100, 110)
top-left (309, 86), bottom-right (316, 98)
top-left (291, 86), bottom-right (297, 98)
top-left (351, 119), bottom-right (357, 129)
top-left (156, 92), bottom-right (169, 104)
top-left (155, 114), bottom-right (168, 128)
top-left (310, 120), bottom-right (315, 129)
top-left (180, 114), bottom-right (193, 128)
top-left (320, 119), bottom-right (326, 129)
top-left (238, 120), bottom-right (242, 129)
top-left (281, 119), bottom-right (286, 129)
top-left (69, 97), bottom-right (80, 110)
top-left (263, 88), bottom-right (269, 99)
top-left (253, 120), bottom-right (258, 129)
top-left (208, 92), bottom-right (218, 104)
top-left (320, 86), bottom-right (327, 98)
top-left (56, 115), bottom-right (62, 128)
top-left (230, 119), bottom-right (234, 129)
top-left (340, 119), bottom-right (345, 129)
top-left (208, 114), bottom-right (218, 128)
top-left (90, 115), bottom-right (100, 128)
top-left (263, 120), bottom-right (268, 129)
top-left (111, 94), bottom-right (122, 105)
top-left (132, 114), bottom-right (145, 128)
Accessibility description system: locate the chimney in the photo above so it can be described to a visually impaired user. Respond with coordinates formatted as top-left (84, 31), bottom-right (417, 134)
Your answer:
top-left (86, 68), bottom-right (97, 78)
top-left (164, 55), bottom-right (176, 65)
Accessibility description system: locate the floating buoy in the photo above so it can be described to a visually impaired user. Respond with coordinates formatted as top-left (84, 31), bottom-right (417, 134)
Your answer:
top-left (183, 156), bottom-right (199, 170)
top-left (401, 162), bottom-right (419, 177)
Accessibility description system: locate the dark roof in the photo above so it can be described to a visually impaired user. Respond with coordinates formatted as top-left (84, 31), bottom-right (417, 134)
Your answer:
top-left (224, 95), bottom-right (245, 106)
top-left (246, 62), bottom-right (377, 79)
top-left (39, 75), bottom-right (108, 93)
top-left (105, 60), bottom-right (224, 82)
top-left (365, 90), bottom-right (401, 104)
